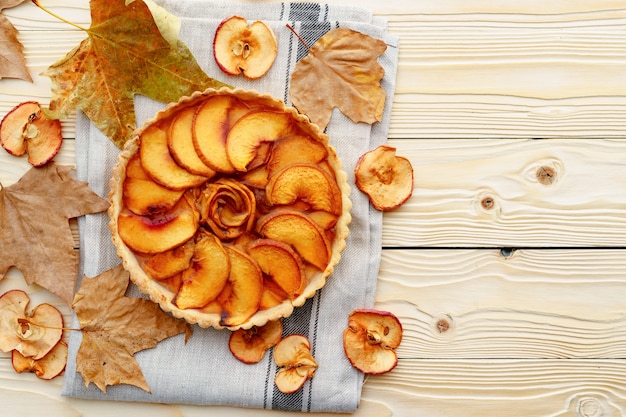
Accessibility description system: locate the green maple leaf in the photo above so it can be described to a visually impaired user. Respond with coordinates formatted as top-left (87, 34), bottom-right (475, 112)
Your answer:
top-left (42, 0), bottom-right (228, 148)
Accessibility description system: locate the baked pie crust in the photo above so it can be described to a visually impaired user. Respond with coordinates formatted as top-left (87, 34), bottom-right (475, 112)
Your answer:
top-left (108, 88), bottom-right (351, 330)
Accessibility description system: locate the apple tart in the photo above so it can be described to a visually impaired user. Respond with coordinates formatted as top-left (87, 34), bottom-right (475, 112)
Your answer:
top-left (109, 88), bottom-right (351, 330)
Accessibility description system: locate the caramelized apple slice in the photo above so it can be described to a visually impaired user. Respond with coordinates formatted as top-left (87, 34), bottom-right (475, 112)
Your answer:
top-left (213, 16), bottom-right (278, 80)
top-left (193, 95), bottom-right (250, 174)
top-left (140, 122), bottom-right (208, 190)
top-left (274, 334), bottom-right (317, 394)
top-left (266, 134), bottom-right (328, 175)
top-left (226, 110), bottom-right (293, 172)
top-left (246, 239), bottom-right (305, 299)
top-left (218, 245), bottom-right (264, 327)
top-left (118, 192), bottom-right (199, 254)
top-left (259, 278), bottom-right (290, 310)
top-left (125, 153), bottom-right (151, 180)
top-left (266, 163), bottom-right (342, 215)
top-left (228, 319), bottom-right (283, 364)
top-left (174, 230), bottom-right (230, 310)
top-left (168, 105), bottom-right (216, 177)
top-left (343, 309), bottom-right (403, 374)
top-left (141, 239), bottom-right (195, 280)
top-left (257, 209), bottom-right (332, 271)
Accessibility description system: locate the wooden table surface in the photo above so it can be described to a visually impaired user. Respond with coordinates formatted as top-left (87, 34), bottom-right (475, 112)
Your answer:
top-left (2, 1), bottom-right (626, 416)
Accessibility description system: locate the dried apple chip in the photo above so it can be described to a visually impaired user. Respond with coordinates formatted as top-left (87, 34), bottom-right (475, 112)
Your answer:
top-left (354, 145), bottom-right (414, 211)
top-left (0, 290), bottom-right (63, 360)
top-left (0, 101), bottom-right (63, 167)
top-left (229, 319), bottom-right (283, 364)
top-left (12, 340), bottom-right (68, 380)
top-left (343, 309), bottom-right (403, 374)
top-left (274, 334), bottom-right (317, 394)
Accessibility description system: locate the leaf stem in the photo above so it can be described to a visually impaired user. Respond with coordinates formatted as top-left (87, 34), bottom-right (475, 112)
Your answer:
top-left (285, 23), bottom-right (312, 52)
top-left (32, 0), bottom-right (88, 32)
top-left (18, 317), bottom-right (81, 332)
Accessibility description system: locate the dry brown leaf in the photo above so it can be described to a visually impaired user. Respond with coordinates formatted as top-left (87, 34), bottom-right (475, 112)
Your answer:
top-left (0, 164), bottom-right (110, 305)
top-left (289, 27), bottom-right (387, 131)
top-left (0, 0), bottom-right (32, 81)
top-left (72, 264), bottom-right (191, 393)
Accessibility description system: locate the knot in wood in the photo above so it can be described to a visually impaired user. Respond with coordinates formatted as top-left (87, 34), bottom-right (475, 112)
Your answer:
top-left (481, 197), bottom-right (495, 210)
top-left (576, 396), bottom-right (605, 417)
top-left (536, 166), bottom-right (556, 185)
top-left (436, 318), bottom-right (450, 333)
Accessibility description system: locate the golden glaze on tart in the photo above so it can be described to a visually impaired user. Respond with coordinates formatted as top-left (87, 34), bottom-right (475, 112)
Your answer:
top-left (109, 88), bottom-right (351, 330)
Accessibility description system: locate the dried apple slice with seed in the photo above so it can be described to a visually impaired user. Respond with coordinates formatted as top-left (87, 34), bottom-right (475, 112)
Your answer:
top-left (354, 145), bottom-right (414, 211)
top-left (229, 319), bottom-right (283, 364)
top-left (12, 340), bottom-right (68, 380)
top-left (213, 16), bottom-right (278, 80)
top-left (274, 334), bottom-right (317, 394)
top-left (0, 290), bottom-right (63, 360)
top-left (343, 309), bottom-right (403, 374)
top-left (0, 101), bottom-right (63, 167)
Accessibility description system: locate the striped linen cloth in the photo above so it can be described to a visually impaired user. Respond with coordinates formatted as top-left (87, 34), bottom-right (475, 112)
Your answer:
top-left (63, 0), bottom-right (398, 412)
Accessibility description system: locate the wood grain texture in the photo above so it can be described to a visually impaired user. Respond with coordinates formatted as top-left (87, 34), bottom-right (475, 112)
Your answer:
top-left (384, 138), bottom-right (626, 247)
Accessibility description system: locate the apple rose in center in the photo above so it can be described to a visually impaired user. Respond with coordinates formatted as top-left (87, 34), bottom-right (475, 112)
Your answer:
top-left (199, 178), bottom-right (256, 240)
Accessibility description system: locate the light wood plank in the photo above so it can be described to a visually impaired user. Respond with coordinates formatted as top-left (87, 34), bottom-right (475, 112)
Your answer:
top-left (4, 2), bottom-right (626, 140)
top-left (378, 249), bottom-right (626, 359)
top-left (385, 138), bottom-right (626, 247)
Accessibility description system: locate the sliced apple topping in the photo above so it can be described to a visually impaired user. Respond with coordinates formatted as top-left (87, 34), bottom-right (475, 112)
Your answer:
top-left (193, 95), bottom-right (250, 174)
top-left (266, 163), bottom-right (342, 215)
top-left (266, 134), bottom-right (328, 176)
top-left (229, 319), bottom-right (283, 364)
top-left (0, 290), bottom-right (63, 360)
top-left (173, 230), bottom-right (230, 310)
top-left (247, 238), bottom-right (305, 300)
top-left (354, 145), bottom-right (414, 211)
top-left (140, 122), bottom-right (208, 190)
top-left (0, 101), bottom-right (63, 167)
top-left (213, 15), bottom-right (278, 80)
top-left (12, 340), bottom-right (68, 380)
top-left (343, 309), bottom-right (403, 375)
top-left (168, 105), bottom-right (216, 177)
top-left (141, 239), bottom-right (195, 280)
top-left (198, 178), bottom-right (256, 240)
top-left (226, 110), bottom-right (293, 172)
top-left (257, 209), bottom-right (332, 271)
top-left (274, 334), bottom-right (318, 394)
top-left (118, 192), bottom-right (199, 254)
top-left (217, 245), bottom-right (264, 327)
top-left (123, 154), bottom-right (185, 216)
